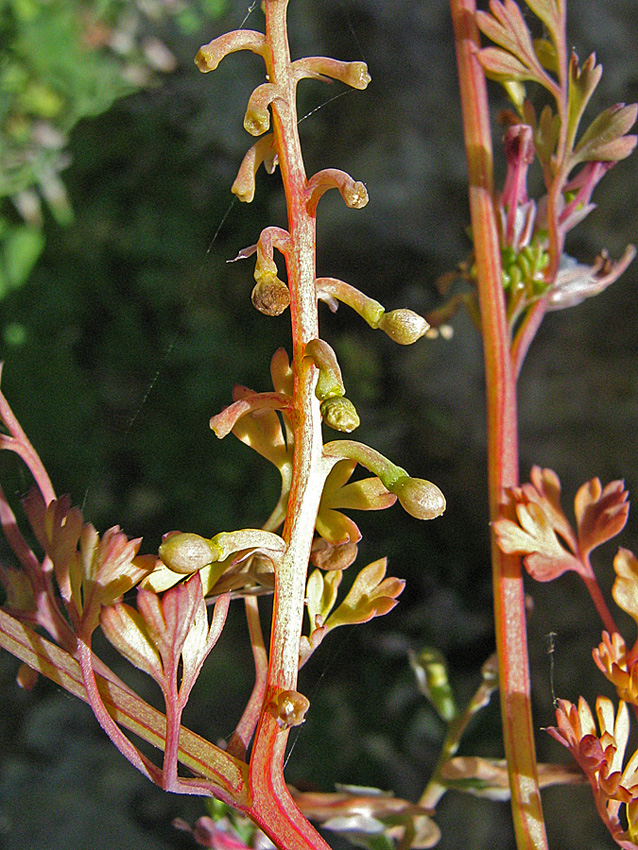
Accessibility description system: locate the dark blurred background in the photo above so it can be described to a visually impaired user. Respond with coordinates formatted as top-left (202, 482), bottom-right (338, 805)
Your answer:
top-left (0, 1), bottom-right (637, 848)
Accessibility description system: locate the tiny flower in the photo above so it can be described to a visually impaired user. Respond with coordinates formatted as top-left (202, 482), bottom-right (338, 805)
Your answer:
top-left (547, 246), bottom-right (636, 310)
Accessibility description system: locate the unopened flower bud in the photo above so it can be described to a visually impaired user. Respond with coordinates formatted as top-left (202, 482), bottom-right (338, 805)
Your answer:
top-left (159, 532), bottom-right (220, 574)
top-left (244, 105), bottom-right (270, 136)
top-left (378, 309), bottom-right (429, 344)
top-left (345, 61), bottom-right (372, 90)
top-left (320, 397), bottom-right (360, 432)
top-left (392, 476), bottom-right (446, 520)
top-left (251, 275), bottom-right (290, 315)
top-left (343, 180), bottom-right (368, 209)
top-left (410, 647), bottom-right (457, 722)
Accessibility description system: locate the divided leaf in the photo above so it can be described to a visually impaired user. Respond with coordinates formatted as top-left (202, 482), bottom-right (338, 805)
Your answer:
top-left (23, 488), bottom-right (151, 633)
top-left (567, 53), bottom-right (603, 147)
top-left (101, 573), bottom-right (229, 704)
top-left (574, 478), bottom-right (629, 557)
top-left (476, 0), bottom-right (551, 89)
top-left (323, 558), bottom-right (405, 630)
top-left (572, 103), bottom-right (638, 165)
top-left (494, 500), bottom-right (581, 581)
top-left (495, 469), bottom-right (631, 584)
top-left (523, 0), bottom-right (561, 43)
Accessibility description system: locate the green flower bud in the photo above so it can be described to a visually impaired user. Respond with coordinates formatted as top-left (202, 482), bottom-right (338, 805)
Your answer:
top-left (244, 105), bottom-right (270, 136)
top-left (392, 476), bottom-right (446, 520)
top-left (159, 532), bottom-right (220, 574)
top-left (320, 397), bottom-right (360, 433)
top-left (378, 309), bottom-right (429, 344)
top-left (410, 647), bottom-right (457, 722)
top-left (251, 275), bottom-right (290, 316)
top-left (345, 61), bottom-right (372, 90)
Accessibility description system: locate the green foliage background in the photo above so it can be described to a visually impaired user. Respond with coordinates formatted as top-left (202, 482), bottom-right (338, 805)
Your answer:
top-left (0, 1), bottom-right (637, 848)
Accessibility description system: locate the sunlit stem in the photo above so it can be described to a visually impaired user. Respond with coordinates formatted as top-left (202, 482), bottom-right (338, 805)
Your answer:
top-left (246, 4), bottom-right (337, 849)
top-left (449, 2), bottom-right (549, 849)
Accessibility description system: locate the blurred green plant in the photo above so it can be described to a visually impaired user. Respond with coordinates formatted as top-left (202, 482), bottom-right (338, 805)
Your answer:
top-left (0, 0), bottom-right (226, 297)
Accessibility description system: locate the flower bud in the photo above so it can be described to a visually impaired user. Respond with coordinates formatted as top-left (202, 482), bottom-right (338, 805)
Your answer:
top-left (342, 180), bottom-right (368, 209)
top-left (345, 61), bottom-right (372, 90)
top-left (244, 105), bottom-right (270, 136)
top-left (410, 647), bottom-right (457, 722)
top-left (251, 275), bottom-right (290, 315)
top-left (159, 532), bottom-right (220, 574)
top-left (378, 309), bottom-right (429, 344)
top-left (320, 397), bottom-right (360, 432)
top-left (392, 476), bottom-right (446, 520)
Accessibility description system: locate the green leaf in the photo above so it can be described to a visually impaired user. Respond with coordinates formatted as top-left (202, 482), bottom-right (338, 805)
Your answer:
top-left (534, 104), bottom-right (561, 170)
top-left (524, 0), bottom-right (561, 43)
top-left (533, 39), bottom-right (558, 74)
top-left (573, 103), bottom-right (638, 164)
top-left (2, 225), bottom-right (44, 289)
top-left (567, 53), bottom-right (603, 149)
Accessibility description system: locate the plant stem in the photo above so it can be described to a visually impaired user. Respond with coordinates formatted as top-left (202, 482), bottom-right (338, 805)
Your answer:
top-left (248, 4), bottom-right (333, 848)
top-left (449, 2), bottom-right (549, 848)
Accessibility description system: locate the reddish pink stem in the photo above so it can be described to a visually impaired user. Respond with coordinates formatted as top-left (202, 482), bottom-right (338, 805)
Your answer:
top-left (449, 2), bottom-right (549, 848)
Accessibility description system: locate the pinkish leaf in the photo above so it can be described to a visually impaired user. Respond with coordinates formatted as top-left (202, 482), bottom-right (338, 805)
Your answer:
top-left (137, 576), bottom-right (201, 675)
top-left (573, 103), bottom-right (638, 164)
top-left (494, 501), bottom-right (581, 581)
top-left (525, 466), bottom-right (577, 549)
top-left (478, 47), bottom-right (534, 82)
top-left (23, 490), bottom-right (83, 601)
top-left (181, 591), bottom-right (230, 697)
top-left (209, 391), bottom-right (291, 440)
top-left (100, 603), bottom-right (163, 681)
top-left (0, 608), bottom-right (249, 800)
top-left (574, 478), bottom-right (629, 556)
